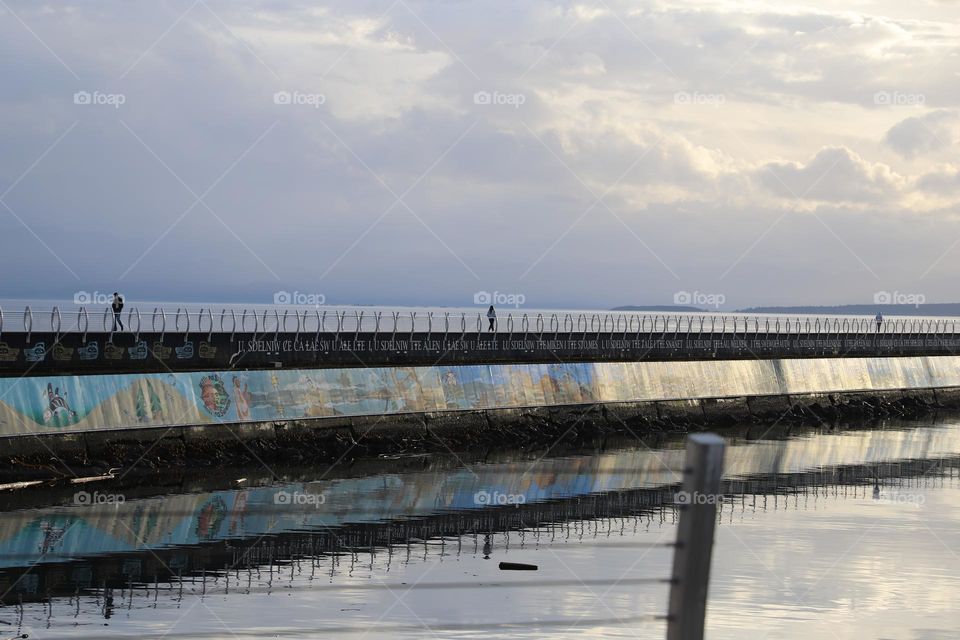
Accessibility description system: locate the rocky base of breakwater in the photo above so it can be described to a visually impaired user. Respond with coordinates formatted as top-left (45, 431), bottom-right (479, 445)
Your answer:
top-left (2, 388), bottom-right (958, 483)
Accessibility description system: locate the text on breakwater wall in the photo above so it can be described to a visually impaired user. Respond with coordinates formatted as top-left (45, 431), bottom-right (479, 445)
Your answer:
top-left (233, 337), bottom-right (954, 354)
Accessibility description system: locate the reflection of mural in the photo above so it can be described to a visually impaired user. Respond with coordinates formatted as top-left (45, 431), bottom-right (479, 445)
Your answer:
top-left (1, 423), bottom-right (958, 572)
top-left (196, 496), bottom-right (227, 540)
top-left (1, 356), bottom-right (960, 436)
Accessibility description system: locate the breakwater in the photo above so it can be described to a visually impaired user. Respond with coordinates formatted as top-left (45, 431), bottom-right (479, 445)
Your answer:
top-left (6, 355), bottom-right (960, 437)
top-left (0, 354), bottom-right (957, 475)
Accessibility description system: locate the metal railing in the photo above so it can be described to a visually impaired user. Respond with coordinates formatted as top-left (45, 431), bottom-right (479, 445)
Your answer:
top-left (2, 304), bottom-right (958, 339)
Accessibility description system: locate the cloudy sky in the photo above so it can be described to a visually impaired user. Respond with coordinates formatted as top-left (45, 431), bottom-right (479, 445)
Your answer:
top-left (2, 0), bottom-right (960, 310)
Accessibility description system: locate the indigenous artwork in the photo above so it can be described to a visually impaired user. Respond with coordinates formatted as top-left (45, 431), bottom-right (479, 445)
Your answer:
top-left (0, 356), bottom-right (956, 435)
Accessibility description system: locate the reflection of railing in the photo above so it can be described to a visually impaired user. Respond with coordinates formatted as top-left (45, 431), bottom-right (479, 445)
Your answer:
top-left (3, 304), bottom-right (960, 337)
top-left (6, 444), bottom-right (959, 637)
top-left (0, 433), bottom-right (725, 637)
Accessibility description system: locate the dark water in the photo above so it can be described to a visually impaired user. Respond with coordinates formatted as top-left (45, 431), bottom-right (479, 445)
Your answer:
top-left (1, 420), bottom-right (959, 638)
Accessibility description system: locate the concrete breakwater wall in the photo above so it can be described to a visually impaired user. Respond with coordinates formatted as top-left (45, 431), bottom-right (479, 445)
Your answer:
top-left (6, 355), bottom-right (960, 438)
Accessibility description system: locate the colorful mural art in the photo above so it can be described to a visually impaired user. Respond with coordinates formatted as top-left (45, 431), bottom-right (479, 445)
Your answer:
top-left (0, 356), bottom-right (959, 436)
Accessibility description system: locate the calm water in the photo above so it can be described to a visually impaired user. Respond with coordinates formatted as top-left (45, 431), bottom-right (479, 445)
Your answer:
top-left (1, 420), bottom-right (959, 638)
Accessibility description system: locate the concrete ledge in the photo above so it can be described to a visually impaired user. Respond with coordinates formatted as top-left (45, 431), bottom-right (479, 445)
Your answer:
top-left (935, 388), bottom-right (960, 408)
top-left (747, 395), bottom-right (792, 419)
top-left (4, 431), bottom-right (87, 461)
top-left (657, 399), bottom-right (703, 421)
top-left (702, 397), bottom-right (751, 425)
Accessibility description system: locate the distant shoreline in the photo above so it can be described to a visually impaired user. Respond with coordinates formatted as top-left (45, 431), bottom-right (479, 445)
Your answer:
top-left (613, 304), bottom-right (960, 317)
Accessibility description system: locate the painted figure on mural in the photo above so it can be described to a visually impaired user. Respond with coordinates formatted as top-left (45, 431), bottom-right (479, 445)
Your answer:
top-left (198, 375), bottom-right (231, 417)
top-left (269, 372), bottom-right (285, 416)
top-left (43, 383), bottom-right (78, 424)
top-left (392, 368), bottom-right (426, 412)
top-left (440, 370), bottom-right (464, 409)
top-left (232, 376), bottom-right (252, 421)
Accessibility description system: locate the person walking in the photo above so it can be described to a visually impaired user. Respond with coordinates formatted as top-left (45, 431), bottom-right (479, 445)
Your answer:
top-left (487, 305), bottom-right (496, 332)
top-left (112, 292), bottom-right (125, 331)
top-left (875, 311), bottom-right (883, 333)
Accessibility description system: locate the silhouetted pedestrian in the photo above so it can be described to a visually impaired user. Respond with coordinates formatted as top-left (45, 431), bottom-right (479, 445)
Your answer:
top-left (487, 305), bottom-right (496, 332)
top-left (875, 311), bottom-right (883, 333)
top-left (112, 292), bottom-right (125, 331)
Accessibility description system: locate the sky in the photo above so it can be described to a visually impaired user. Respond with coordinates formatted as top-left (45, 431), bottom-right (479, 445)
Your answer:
top-left (2, 0), bottom-right (960, 310)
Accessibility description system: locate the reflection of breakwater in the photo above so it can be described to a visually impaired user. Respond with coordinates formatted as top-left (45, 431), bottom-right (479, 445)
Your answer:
top-left (1, 453), bottom-right (958, 607)
top-left (2, 423), bottom-right (960, 570)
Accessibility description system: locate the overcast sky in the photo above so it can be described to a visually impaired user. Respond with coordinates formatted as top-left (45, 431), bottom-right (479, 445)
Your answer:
top-left (2, 0), bottom-right (960, 310)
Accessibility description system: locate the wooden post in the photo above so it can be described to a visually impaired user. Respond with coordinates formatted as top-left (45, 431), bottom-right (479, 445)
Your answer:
top-left (667, 433), bottom-right (726, 640)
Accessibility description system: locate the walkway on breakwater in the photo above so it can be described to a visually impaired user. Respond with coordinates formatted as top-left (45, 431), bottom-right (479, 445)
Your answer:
top-left (2, 304), bottom-right (960, 374)
top-left (3, 303), bottom-right (956, 335)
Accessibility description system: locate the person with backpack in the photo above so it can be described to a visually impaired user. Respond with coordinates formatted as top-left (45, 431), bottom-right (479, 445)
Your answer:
top-left (112, 292), bottom-right (125, 331)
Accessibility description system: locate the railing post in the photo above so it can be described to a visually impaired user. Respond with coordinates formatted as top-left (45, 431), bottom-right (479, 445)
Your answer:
top-left (667, 432), bottom-right (726, 640)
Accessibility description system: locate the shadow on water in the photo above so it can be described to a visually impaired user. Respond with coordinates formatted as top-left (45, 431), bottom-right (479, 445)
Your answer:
top-left (1, 416), bottom-right (959, 637)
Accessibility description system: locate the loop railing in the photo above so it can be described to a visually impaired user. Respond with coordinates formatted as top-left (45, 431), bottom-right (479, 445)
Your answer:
top-left (51, 307), bottom-right (61, 338)
top-left (1, 305), bottom-right (960, 344)
top-left (130, 307), bottom-right (142, 339)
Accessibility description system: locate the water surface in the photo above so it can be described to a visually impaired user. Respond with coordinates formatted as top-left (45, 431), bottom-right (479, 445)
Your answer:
top-left (1, 420), bottom-right (958, 638)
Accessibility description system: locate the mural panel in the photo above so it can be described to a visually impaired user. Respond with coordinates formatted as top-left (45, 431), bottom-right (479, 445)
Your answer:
top-left (0, 356), bottom-right (958, 436)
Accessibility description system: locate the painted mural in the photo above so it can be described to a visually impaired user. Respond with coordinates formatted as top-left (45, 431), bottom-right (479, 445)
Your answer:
top-left (0, 356), bottom-right (959, 436)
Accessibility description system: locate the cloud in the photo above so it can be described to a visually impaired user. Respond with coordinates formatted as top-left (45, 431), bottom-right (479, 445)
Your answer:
top-left (885, 109), bottom-right (959, 158)
top-left (2, 0), bottom-right (960, 310)
top-left (759, 147), bottom-right (904, 205)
